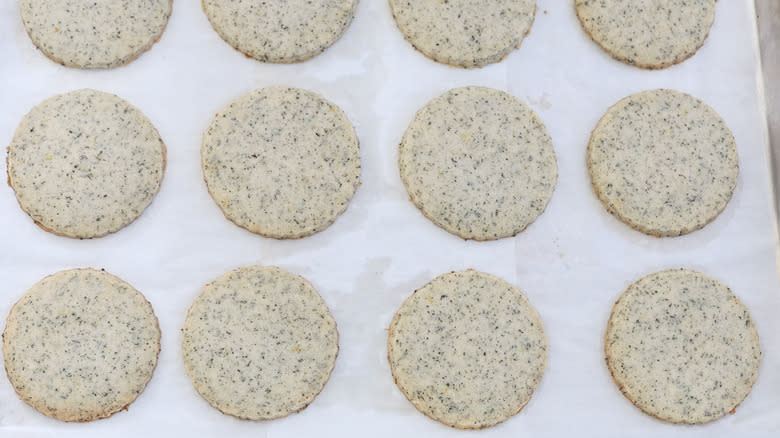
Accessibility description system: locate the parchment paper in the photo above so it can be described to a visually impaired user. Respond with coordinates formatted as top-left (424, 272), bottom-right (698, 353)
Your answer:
top-left (0, 1), bottom-right (778, 436)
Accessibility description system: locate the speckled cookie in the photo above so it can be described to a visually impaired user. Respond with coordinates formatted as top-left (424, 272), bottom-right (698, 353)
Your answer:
top-left (605, 269), bottom-right (760, 424)
top-left (182, 266), bottom-right (339, 420)
top-left (399, 86), bottom-right (557, 241)
top-left (388, 270), bottom-right (547, 429)
top-left (202, 0), bottom-right (358, 63)
top-left (587, 89), bottom-right (738, 237)
top-left (20, 0), bottom-right (172, 69)
top-left (2, 269), bottom-right (161, 422)
top-left (201, 86), bottom-right (360, 239)
top-left (7, 89), bottom-right (166, 239)
top-left (389, 0), bottom-right (536, 68)
top-left (575, 0), bottom-right (716, 69)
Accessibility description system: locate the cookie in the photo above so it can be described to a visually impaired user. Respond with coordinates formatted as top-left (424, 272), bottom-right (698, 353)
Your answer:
top-left (575, 0), bottom-right (716, 69)
top-left (587, 89), bottom-right (738, 237)
top-left (388, 0), bottom-right (536, 68)
top-left (605, 269), bottom-right (760, 424)
top-left (7, 89), bottom-right (166, 239)
top-left (201, 86), bottom-right (360, 239)
top-left (202, 0), bottom-right (358, 63)
top-left (182, 266), bottom-right (339, 420)
top-left (399, 86), bottom-right (557, 241)
top-left (20, 0), bottom-right (172, 69)
top-left (387, 270), bottom-right (547, 429)
top-left (2, 269), bottom-right (161, 422)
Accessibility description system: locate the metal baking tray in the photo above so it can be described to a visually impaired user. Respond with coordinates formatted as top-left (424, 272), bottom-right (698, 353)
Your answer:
top-left (757, 0), bottom-right (780, 235)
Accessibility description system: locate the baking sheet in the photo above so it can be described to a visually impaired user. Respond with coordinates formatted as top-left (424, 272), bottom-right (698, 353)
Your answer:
top-left (1, 1), bottom-right (779, 436)
top-left (757, 0), bottom-right (780, 229)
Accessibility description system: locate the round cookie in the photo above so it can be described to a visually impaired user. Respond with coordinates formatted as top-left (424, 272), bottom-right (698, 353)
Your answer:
top-left (182, 266), bottom-right (339, 420)
top-left (575, 0), bottom-right (716, 69)
top-left (399, 86), bottom-right (557, 241)
top-left (7, 89), bottom-right (166, 239)
top-left (389, 0), bottom-right (537, 68)
top-left (605, 269), bottom-right (760, 424)
top-left (587, 89), bottom-right (738, 237)
top-left (202, 0), bottom-right (358, 63)
top-left (387, 270), bottom-right (547, 429)
top-left (20, 0), bottom-right (172, 69)
top-left (2, 269), bottom-right (161, 422)
top-left (201, 87), bottom-right (360, 239)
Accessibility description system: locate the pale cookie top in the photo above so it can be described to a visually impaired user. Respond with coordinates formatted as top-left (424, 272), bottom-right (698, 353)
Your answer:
top-left (399, 86), bottom-right (557, 240)
top-left (587, 89), bottom-right (738, 237)
top-left (7, 89), bottom-right (166, 239)
top-left (202, 0), bottom-right (358, 63)
top-left (20, 0), bottom-right (172, 69)
top-left (388, 270), bottom-right (547, 429)
top-left (182, 266), bottom-right (339, 420)
top-left (605, 269), bottom-right (760, 424)
top-left (201, 86), bottom-right (360, 239)
top-left (2, 269), bottom-right (161, 422)
top-left (389, 0), bottom-right (536, 68)
top-left (575, 0), bottom-right (716, 69)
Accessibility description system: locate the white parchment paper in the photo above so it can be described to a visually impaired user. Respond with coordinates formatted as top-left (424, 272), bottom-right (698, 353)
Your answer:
top-left (1, 1), bottom-right (778, 436)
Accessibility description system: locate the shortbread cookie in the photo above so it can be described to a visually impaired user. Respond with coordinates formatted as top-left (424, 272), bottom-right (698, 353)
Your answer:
top-left (399, 86), bottom-right (557, 240)
top-left (201, 87), bottom-right (360, 239)
top-left (2, 269), bottom-right (161, 422)
top-left (182, 266), bottom-right (339, 420)
top-left (388, 270), bottom-right (547, 429)
top-left (20, 0), bottom-right (172, 68)
top-left (7, 89), bottom-right (166, 239)
top-left (605, 269), bottom-right (760, 424)
top-left (389, 0), bottom-right (536, 68)
top-left (202, 0), bottom-right (358, 63)
top-left (575, 0), bottom-right (716, 69)
top-left (587, 89), bottom-right (738, 237)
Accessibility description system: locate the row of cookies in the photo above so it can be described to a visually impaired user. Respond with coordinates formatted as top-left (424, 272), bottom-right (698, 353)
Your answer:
top-left (6, 86), bottom-right (738, 241)
top-left (20, 0), bottom-right (718, 69)
top-left (2, 266), bottom-right (760, 427)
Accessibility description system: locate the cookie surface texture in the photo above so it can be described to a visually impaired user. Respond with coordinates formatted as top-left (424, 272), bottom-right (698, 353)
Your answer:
top-left (605, 269), bottom-right (760, 424)
top-left (587, 89), bottom-right (738, 237)
top-left (20, 0), bottom-right (172, 68)
top-left (201, 86), bottom-right (360, 239)
top-left (202, 0), bottom-right (358, 63)
top-left (389, 0), bottom-right (536, 68)
top-left (575, 0), bottom-right (716, 69)
top-left (387, 270), bottom-right (547, 429)
top-left (182, 266), bottom-right (339, 420)
top-left (7, 89), bottom-right (166, 239)
top-left (2, 269), bottom-right (161, 422)
top-left (399, 86), bottom-right (557, 240)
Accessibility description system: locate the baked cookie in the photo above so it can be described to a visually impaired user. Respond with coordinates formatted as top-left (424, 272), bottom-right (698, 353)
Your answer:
top-left (182, 266), bottom-right (339, 420)
top-left (20, 0), bottom-right (172, 69)
top-left (2, 269), bottom-right (161, 422)
top-left (389, 0), bottom-right (537, 68)
top-left (605, 269), bottom-right (760, 424)
top-left (202, 0), bottom-right (359, 63)
top-left (575, 0), bottom-right (716, 69)
top-left (201, 86), bottom-right (360, 239)
top-left (388, 270), bottom-right (547, 429)
top-left (7, 89), bottom-right (166, 239)
top-left (399, 86), bottom-right (557, 240)
top-left (587, 89), bottom-right (738, 237)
